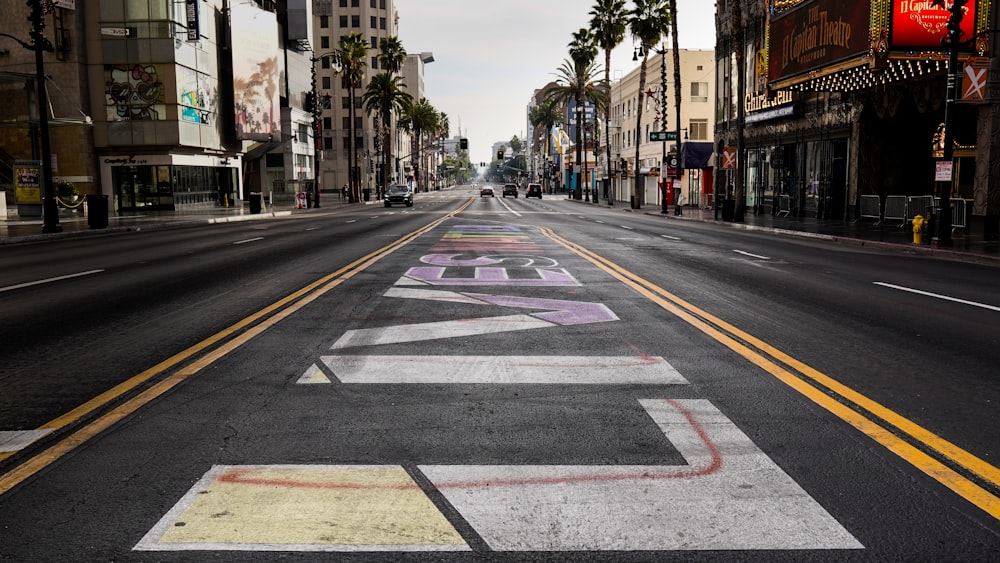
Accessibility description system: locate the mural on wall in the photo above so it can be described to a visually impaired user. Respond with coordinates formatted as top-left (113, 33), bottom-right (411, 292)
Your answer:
top-left (230, 2), bottom-right (281, 141)
top-left (105, 64), bottom-right (166, 121)
top-left (178, 66), bottom-right (217, 125)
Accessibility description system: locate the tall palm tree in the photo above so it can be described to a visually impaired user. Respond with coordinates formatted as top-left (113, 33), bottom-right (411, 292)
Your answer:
top-left (363, 73), bottom-right (412, 197)
top-left (565, 28), bottom-right (600, 200)
top-left (338, 33), bottom-right (369, 202)
top-left (589, 0), bottom-right (627, 203)
top-left (375, 36), bottom-right (407, 192)
top-left (627, 0), bottom-right (671, 208)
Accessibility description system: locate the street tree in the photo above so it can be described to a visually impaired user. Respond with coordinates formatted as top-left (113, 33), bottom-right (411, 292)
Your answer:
top-left (338, 33), bottom-right (369, 202)
top-left (627, 0), bottom-right (671, 208)
top-left (363, 73), bottom-right (412, 196)
top-left (589, 0), bottom-right (627, 201)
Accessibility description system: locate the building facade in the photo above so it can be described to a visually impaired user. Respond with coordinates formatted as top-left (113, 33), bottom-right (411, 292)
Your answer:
top-left (0, 1), bottom-right (320, 218)
top-left (608, 48), bottom-right (717, 208)
top-left (715, 0), bottom-right (999, 245)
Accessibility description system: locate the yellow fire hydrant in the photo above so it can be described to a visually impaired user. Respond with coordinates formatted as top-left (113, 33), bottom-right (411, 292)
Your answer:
top-left (912, 214), bottom-right (926, 244)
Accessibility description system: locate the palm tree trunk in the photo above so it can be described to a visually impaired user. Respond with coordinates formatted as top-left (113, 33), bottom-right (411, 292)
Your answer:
top-left (576, 95), bottom-right (583, 200)
top-left (670, 0), bottom-right (682, 206)
top-left (604, 49), bottom-right (612, 205)
top-left (633, 52), bottom-right (649, 208)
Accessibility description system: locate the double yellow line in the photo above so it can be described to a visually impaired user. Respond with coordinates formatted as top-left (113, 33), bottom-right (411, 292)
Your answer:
top-left (542, 226), bottom-right (1000, 521)
top-left (0, 202), bottom-right (471, 497)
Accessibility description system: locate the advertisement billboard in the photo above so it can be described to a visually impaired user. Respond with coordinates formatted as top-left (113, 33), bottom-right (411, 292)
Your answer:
top-left (891, 1), bottom-right (977, 50)
top-left (230, 3), bottom-right (281, 141)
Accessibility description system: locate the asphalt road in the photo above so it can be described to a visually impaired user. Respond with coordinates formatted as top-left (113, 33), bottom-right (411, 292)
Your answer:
top-left (1, 185), bottom-right (999, 561)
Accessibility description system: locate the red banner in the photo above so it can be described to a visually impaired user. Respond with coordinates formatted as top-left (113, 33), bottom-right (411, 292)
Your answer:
top-left (890, 1), bottom-right (976, 49)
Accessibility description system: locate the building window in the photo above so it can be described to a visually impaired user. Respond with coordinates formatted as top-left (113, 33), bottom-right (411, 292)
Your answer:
top-left (340, 0), bottom-right (347, 7)
top-left (339, 15), bottom-right (347, 28)
top-left (320, 16), bottom-right (329, 29)
top-left (688, 119), bottom-right (708, 140)
top-left (323, 137), bottom-right (333, 150)
top-left (320, 36), bottom-right (330, 49)
top-left (691, 82), bottom-right (708, 103)
top-left (323, 117), bottom-right (332, 130)
top-left (370, 36), bottom-right (378, 48)
top-left (352, 0), bottom-right (359, 6)
top-left (380, 17), bottom-right (386, 30)
top-left (342, 97), bottom-right (350, 109)
top-left (322, 76), bottom-right (331, 89)
top-left (342, 116), bottom-right (350, 129)
top-left (370, 16), bottom-right (376, 28)
top-left (371, 57), bottom-right (378, 69)
top-left (370, 0), bottom-right (376, 7)
top-left (352, 15), bottom-right (360, 27)
top-left (380, 0), bottom-right (386, 8)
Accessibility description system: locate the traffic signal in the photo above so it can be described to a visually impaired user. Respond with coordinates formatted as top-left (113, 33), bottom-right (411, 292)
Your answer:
top-left (459, 138), bottom-right (468, 150)
top-left (497, 150), bottom-right (504, 160)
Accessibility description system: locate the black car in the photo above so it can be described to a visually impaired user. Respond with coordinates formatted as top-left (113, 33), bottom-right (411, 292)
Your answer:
top-left (526, 184), bottom-right (542, 199)
top-left (502, 184), bottom-right (518, 198)
top-left (384, 184), bottom-right (413, 207)
top-left (480, 186), bottom-right (495, 197)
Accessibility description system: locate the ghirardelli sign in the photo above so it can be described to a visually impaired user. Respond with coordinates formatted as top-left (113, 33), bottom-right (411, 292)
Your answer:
top-left (891, 0), bottom-right (976, 49)
top-left (768, 0), bottom-right (869, 84)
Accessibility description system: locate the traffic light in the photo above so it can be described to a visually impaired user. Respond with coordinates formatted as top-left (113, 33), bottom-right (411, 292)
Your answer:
top-left (459, 138), bottom-right (468, 150)
top-left (497, 150), bottom-right (504, 160)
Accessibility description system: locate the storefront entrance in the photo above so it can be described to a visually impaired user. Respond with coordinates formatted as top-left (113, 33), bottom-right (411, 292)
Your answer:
top-left (112, 165), bottom-right (237, 212)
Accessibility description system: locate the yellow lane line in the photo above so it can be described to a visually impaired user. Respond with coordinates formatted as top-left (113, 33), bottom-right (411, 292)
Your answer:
top-left (542, 227), bottom-right (1000, 521)
top-left (0, 203), bottom-right (469, 495)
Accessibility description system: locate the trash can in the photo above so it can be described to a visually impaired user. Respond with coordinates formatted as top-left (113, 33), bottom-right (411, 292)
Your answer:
top-left (363, 188), bottom-right (371, 202)
top-left (249, 192), bottom-right (262, 214)
top-left (87, 194), bottom-right (108, 229)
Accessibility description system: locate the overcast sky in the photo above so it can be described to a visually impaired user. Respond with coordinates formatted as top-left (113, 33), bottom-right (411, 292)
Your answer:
top-left (395, 0), bottom-right (717, 165)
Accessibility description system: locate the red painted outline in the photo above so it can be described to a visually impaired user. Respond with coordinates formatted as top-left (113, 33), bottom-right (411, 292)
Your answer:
top-left (216, 400), bottom-right (722, 491)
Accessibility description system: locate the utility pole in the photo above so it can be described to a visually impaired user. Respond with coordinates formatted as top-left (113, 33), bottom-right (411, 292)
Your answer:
top-left (27, 1), bottom-right (61, 233)
top-left (931, 0), bottom-right (968, 247)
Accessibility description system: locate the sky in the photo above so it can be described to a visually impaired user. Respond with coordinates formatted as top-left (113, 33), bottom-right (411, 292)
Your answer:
top-left (395, 0), bottom-right (717, 166)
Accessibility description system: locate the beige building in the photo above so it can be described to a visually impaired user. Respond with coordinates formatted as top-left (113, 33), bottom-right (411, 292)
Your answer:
top-left (609, 48), bottom-right (716, 209)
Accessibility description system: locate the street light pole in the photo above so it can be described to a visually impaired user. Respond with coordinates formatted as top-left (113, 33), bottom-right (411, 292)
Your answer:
top-left (931, 0), bottom-right (968, 248)
top-left (23, 1), bottom-right (60, 233)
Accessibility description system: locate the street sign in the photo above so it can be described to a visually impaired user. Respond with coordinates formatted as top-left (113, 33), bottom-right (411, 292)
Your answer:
top-left (649, 131), bottom-right (678, 142)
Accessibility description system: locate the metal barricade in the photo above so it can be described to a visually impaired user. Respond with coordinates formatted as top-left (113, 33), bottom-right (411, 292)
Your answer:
top-left (932, 197), bottom-right (968, 230)
top-left (907, 196), bottom-right (934, 222)
top-left (883, 195), bottom-right (907, 227)
top-left (859, 194), bottom-right (881, 223)
top-left (776, 194), bottom-right (791, 217)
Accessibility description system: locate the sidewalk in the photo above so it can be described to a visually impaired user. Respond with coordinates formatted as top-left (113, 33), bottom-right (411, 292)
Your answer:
top-left (0, 202), bottom-right (304, 245)
top-left (576, 197), bottom-right (1000, 266)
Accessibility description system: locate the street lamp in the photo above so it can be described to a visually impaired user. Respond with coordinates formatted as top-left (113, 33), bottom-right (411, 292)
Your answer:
top-left (310, 51), bottom-right (343, 207)
top-left (930, 0), bottom-right (969, 248)
top-left (4, 2), bottom-right (61, 233)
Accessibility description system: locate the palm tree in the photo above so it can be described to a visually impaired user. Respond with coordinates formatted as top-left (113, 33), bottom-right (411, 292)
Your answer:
top-left (668, 0), bottom-right (682, 204)
top-left (375, 36), bottom-right (407, 192)
top-left (400, 98), bottom-right (438, 192)
top-left (338, 33), bottom-right (369, 202)
top-left (627, 0), bottom-right (671, 208)
top-left (528, 97), bottom-right (562, 192)
top-left (548, 56), bottom-right (606, 200)
top-left (377, 36), bottom-right (407, 75)
top-left (560, 28), bottom-right (600, 200)
top-left (363, 73), bottom-right (412, 198)
top-left (589, 0), bottom-right (627, 203)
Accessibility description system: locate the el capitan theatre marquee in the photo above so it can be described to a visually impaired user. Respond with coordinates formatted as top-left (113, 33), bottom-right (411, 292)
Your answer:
top-left (767, 0), bottom-right (992, 93)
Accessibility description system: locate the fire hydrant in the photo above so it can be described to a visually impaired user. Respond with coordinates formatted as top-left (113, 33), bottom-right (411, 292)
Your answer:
top-left (912, 214), bottom-right (926, 244)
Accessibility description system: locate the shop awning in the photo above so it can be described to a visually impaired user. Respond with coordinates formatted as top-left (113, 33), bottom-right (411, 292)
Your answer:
top-left (681, 142), bottom-right (714, 169)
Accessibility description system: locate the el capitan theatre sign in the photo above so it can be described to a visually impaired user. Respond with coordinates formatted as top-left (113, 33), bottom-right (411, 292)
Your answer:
top-left (890, 1), bottom-right (977, 49)
top-left (768, 0), bottom-right (870, 84)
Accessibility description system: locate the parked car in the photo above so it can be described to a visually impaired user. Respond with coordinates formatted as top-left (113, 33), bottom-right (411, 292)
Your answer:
top-left (526, 183), bottom-right (542, 199)
top-left (502, 184), bottom-right (518, 198)
top-left (384, 184), bottom-right (413, 207)
top-left (480, 186), bottom-right (495, 197)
